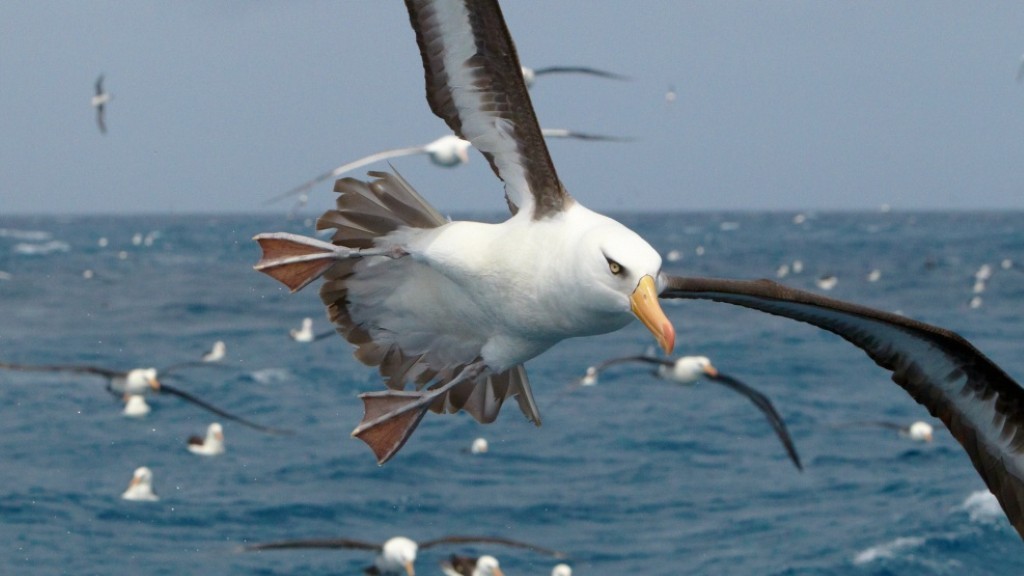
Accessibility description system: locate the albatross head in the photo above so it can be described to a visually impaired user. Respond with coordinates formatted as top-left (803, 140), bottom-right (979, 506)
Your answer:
top-left (474, 555), bottom-right (504, 576)
top-left (661, 356), bottom-right (717, 384)
top-left (378, 536), bottom-right (418, 576)
top-left (125, 368), bottom-right (160, 395)
top-left (576, 215), bottom-right (675, 354)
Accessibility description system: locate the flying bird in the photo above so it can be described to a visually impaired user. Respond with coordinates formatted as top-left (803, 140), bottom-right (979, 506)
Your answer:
top-left (520, 65), bottom-right (628, 88)
top-left (187, 422), bottom-right (225, 456)
top-left (201, 341), bottom-right (227, 362)
top-left (833, 419), bottom-right (935, 442)
top-left (244, 534), bottom-right (563, 576)
top-left (265, 129), bottom-right (628, 209)
top-left (0, 361), bottom-right (291, 434)
top-left (121, 466), bottom-right (158, 502)
top-left (253, 0), bottom-right (1024, 542)
top-left (289, 317), bottom-right (334, 343)
top-left (91, 75), bottom-right (111, 134)
top-left (580, 354), bottom-right (802, 470)
top-left (256, 0), bottom-right (674, 465)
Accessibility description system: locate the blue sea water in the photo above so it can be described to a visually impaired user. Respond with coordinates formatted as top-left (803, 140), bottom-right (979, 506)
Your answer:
top-left (1, 211), bottom-right (1022, 575)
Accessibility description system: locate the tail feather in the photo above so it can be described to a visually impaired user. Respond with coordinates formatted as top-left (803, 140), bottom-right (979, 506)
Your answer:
top-left (253, 233), bottom-right (351, 292)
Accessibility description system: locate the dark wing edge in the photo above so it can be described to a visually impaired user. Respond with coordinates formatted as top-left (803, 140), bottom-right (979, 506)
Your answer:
top-left (661, 275), bottom-right (1024, 539)
top-left (419, 535), bottom-right (566, 558)
top-left (244, 537), bottom-right (381, 552)
top-left (157, 382), bottom-right (294, 436)
top-left (404, 0), bottom-right (568, 218)
top-left (0, 362), bottom-right (122, 379)
top-left (709, 372), bottom-right (803, 470)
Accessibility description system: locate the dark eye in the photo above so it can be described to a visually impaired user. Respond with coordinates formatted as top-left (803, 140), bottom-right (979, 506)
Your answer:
top-left (607, 259), bottom-right (623, 275)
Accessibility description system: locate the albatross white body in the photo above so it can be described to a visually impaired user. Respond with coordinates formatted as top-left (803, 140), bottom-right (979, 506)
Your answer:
top-left (355, 202), bottom-right (664, 372)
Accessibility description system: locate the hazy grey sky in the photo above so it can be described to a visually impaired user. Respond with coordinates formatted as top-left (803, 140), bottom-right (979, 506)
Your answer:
top-left (3, 1), bottom-right (1024, 215)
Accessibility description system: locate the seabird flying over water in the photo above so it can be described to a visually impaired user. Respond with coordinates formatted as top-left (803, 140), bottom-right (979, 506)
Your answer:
top-left (256, 0), bottom-right (674, 465)
top-left (121, 466), bottom-right (158, 501)
top-left (91, 75), bottom-right (111, 134)
top-left (187, 422), bottom-right (225, 456)
top-left (201, 341), bottom-right (226, 362)
top-left (0, 361), bottom-right (290, 434)
top-left (289, 317), bottom-right (334, 343)
top-left (580, 354), bottom-right (802, 470)
top-left (834, 419), bottom-right (935, 442)
top-left (520, 65), bottom-right (628, 89)
top-left (254, 0), bottom-right (1024, 540)
top-left (245, 534), bottom-right (562, 576)
top-left (266, 129), bottom-right (627, 208)
top-left (441, 554), bottom-right (504, 576)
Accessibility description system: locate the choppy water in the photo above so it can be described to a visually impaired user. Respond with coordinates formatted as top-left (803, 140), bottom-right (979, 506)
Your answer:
top-left (1, 211), bottom-right (1022, 575)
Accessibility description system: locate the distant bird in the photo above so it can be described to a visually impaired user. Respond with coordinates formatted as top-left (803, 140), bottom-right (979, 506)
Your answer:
top-left (0, 361), bottom-right (290, 434)
top-left (245, 534), bottom-right (563, 576)
top-left (187, 422), bottom-right (225, 456)
top-left (835, 419), bottom-right (935, 442)
top-left (551, 564), bottom-right (572, 576)
top-left (816, 275), bottom-right (838, 291)
top-left (520, 65), bottom-right (628, 88)
top-left (266, 129), bottom-right (628, 208)
top-left (441, 554), bottom-right (504, 576)
top-left (121, 466), bottom-right (158, 501)
top-left (289, 317), bottom-right (334, 343)
top-left (122, 394), bottom-right (151, 418)
top-left (91, 75), bottom-right (111, 134)
top-left (580, 355), bottom-right (802, 470)
top-left (469, 437), bottom-right (489, 454)
top-left (201, 341), bottom-right (226, 363)
top-left (866, 269), bottom-right (882, 283)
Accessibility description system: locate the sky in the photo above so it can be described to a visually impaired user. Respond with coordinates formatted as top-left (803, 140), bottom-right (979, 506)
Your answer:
top-left (2, 1), bottom-right (1024, 215)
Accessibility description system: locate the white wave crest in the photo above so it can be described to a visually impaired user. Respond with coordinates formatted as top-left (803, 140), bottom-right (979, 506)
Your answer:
top-left (852, 536), bottom-right (926, 565)
top-left (12, 240), bottom-right (70, 255)
top-left (0, 228), bottom-right (51, 241)
top-left (959, 489), bottom-right (1004, 524)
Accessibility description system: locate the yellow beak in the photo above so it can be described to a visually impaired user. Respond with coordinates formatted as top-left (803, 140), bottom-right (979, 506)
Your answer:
top-left (404, 561), bottom-right (415, 576)
top-left (630, 275), bottom-right (675, 354)
top-left (149, 378), bottom-right (161, 391)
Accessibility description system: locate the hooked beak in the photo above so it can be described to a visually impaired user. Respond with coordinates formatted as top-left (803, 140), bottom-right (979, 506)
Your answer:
top-left (149, 377), bottom-right (161, 391)
top-left (404, 561), bottom-right (415, 576)
top-left (703, 363), bottom-right (719, 378)
top-left (630, 275), bottom-right (675, 354)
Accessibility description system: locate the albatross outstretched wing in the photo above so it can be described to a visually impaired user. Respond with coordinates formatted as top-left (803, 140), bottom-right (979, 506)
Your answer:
top-left (0, 362), bottom-right (123, 380)
top-left (405, 0), bottom-right (568, 218)
top-left (660, 275), bottom-right (1024, 539)
top-left (244, 537), bottom-right (381, 551)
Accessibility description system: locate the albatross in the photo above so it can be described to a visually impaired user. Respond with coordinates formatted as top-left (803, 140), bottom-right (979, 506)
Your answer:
top-left (265, 129), bottom-right (627, 210)
top-left (254, 0), bottom-right (1024, 541)
top-left (244, 534), bottom-right (563, 576)
top-left (579, 354), bottom-right (802, 470)
top-left (91, 74), bottom-right (111, 134)
top-left (121, 466), bottom-right (158, 502)
top-left (0, 361), bottom-right (290, 434)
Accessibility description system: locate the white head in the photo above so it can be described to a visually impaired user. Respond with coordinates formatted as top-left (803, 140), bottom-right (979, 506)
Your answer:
top-left (125, 368), bottom-right (160, 395)
top-left (291, 317), bottom-right (314, 341)
top-left (378, 536), bottom-right (418, 576)
top-left (908, 420), bottom-right (934, 442)
top-left (572, 210), bottom-right (675, 354)
top-left (660, 356), bottom-right (717, 384)
top-left (207, 422), bottom-right (224, 443)
top-left (551, 564), bottom-right (572, 576)
top-left (122, 466), bottom-right (158, 501)
top-left (425, 134), bottom-right (471, 167)
top-left (473, 555), bottom-right (503, 576)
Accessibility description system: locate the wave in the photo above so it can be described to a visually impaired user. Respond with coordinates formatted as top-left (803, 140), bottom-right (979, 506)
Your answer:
top-left (12, 240), bottom-right (70, 255)
top-left (0, 228), bottom-right (51, 241)
top-left (852, 536), bottom-right (926, 565)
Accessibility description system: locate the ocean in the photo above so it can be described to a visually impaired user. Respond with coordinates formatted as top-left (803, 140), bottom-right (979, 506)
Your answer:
top-left (1, 210), bottom-right (1022, 575)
